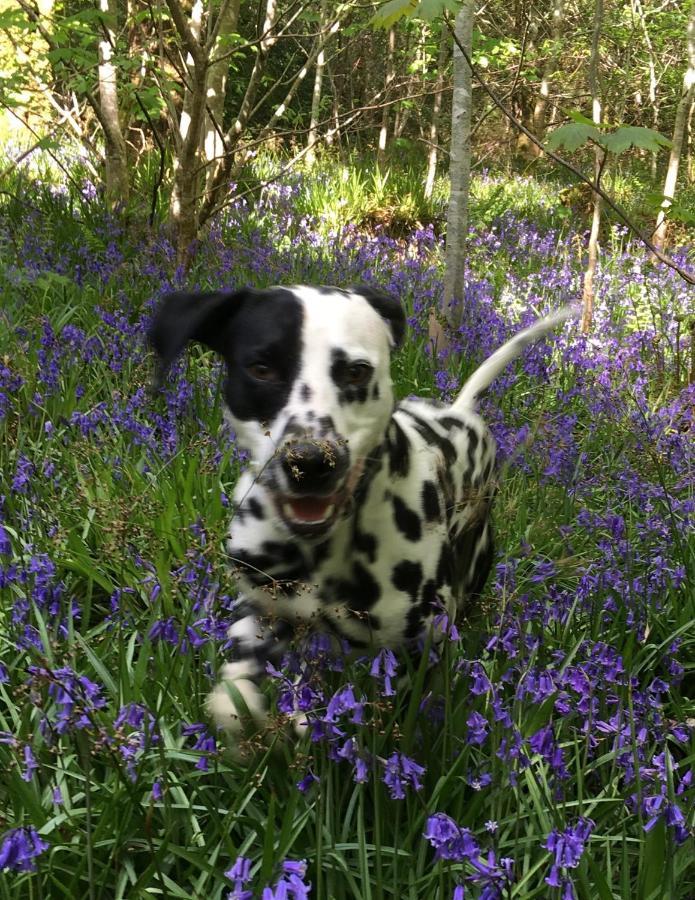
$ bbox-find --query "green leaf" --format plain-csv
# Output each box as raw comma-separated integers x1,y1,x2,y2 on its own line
546,123,601,152
0,7,32,28
567,110,596,127
601,126,671,155
639,819,666,898
417,0,458,21
372,0,418,29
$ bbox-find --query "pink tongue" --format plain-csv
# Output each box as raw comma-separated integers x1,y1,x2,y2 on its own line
289,497,332,522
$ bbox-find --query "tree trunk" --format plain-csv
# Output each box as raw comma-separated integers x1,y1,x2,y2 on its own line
377,28,396,166
204,0,241,190
168,0,207,263
581,0,604,334
632,0,659,178
653,0,695,253
431,0,474,350
197,0,278,233
98,0,129,207
532,0,563,146
424,23,450,200
306,0,328,166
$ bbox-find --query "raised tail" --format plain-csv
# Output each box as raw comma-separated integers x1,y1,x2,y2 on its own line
452,307,576,412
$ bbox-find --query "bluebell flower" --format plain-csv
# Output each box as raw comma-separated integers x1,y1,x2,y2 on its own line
382,752,425,799
369,648,399,696
21,745,38,782
225,853,253,900
0,826,49,872
424,814,479,861
543,817,594,891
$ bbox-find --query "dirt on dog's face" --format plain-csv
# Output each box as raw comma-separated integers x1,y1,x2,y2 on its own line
223,286,400,537
148,284,405,538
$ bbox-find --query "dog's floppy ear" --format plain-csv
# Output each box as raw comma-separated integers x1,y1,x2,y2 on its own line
148,289,252,389
350,285,406,349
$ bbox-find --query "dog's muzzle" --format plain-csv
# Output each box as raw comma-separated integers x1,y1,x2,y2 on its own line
274,438,353,535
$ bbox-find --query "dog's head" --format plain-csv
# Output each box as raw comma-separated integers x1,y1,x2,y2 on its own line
149,285,405,536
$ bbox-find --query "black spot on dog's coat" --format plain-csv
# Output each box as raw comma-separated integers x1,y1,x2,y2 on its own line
355,530,378,563
401,409,457,467
247,497,265,519
335,561,382,611
393,496,422,542
387,419,410,478
421,481,440,522
392,560,423,602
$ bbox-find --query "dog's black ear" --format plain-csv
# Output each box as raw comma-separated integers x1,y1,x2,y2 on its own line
350,285,406,349
148,289,252,389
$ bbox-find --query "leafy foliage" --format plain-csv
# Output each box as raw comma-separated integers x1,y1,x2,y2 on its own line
546,122,672,154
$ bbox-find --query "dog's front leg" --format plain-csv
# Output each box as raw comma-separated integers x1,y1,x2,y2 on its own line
207,606,294,734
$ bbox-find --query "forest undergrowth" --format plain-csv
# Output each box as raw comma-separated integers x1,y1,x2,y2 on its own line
0,162,693,899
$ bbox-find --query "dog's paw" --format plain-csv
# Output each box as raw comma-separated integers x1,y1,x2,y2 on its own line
206,662,268,734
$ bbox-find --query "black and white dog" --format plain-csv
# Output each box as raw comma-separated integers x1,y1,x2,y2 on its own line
149,286,569,732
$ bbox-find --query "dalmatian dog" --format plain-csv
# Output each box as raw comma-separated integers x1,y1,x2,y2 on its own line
148,286,570,733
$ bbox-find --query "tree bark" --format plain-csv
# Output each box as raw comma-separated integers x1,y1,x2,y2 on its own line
653,0,695,253
632,0,659,178
581,0,604,334
306,0,328,166
532,0,563,146
424,22,450,200
204,0,241,189
431,1,473,349
98,0,129,207
167,0,207,262
377,28,396,166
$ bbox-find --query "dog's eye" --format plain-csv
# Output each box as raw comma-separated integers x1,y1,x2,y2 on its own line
346,362,372,387
247,362,279,382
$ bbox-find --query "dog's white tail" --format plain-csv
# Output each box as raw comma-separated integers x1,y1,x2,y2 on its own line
452,307,576,411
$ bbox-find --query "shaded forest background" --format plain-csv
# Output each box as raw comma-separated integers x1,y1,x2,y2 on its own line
0,0,693,270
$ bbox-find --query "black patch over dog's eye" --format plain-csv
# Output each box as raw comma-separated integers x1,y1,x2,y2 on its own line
247,362,280,382
346,362,373,387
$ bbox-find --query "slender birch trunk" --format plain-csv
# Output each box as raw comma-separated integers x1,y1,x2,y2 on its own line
306,0,328,166
632,0,659,178
653,0,695,253
581,0,604,334
377,28,396,166
532,0,563,146
168,0,207,261
204,0,241,190
98,0,129,206
424,23,450,200
434,0,473,346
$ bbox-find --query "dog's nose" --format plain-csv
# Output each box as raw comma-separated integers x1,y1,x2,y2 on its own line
281,440,349,493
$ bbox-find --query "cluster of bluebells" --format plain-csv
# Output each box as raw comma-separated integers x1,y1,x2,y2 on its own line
542,817,595,898
0,827,49,873
225,856,311,899
423,814,515,899
268,643,427,800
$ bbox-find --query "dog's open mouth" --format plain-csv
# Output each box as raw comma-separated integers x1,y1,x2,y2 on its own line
278,492,343,534
274,459,365,536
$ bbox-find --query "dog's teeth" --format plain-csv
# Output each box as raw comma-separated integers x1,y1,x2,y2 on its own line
283,500,335,525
